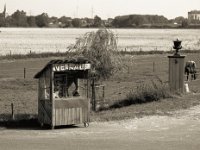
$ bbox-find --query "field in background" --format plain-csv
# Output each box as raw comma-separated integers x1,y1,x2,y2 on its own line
0,53,200,121
0,28,200,55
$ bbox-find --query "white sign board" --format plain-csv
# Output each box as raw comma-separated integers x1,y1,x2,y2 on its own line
53,63,91,72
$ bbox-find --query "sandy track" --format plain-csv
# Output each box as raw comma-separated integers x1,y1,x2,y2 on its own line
0,105,200,150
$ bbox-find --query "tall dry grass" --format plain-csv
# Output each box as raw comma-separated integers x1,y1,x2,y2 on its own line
109,78,172,109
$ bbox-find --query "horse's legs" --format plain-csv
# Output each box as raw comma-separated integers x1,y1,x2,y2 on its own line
186,72,189,81
66,87,69,97
185,69,189,81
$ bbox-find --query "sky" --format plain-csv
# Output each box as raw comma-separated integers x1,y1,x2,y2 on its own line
0,0,199,19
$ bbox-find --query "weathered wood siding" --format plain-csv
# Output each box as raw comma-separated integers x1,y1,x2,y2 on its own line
38,100,52,125
54,98,89,126
55,108,85,126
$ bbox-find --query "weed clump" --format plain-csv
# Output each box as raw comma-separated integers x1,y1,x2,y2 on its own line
110,79,172,109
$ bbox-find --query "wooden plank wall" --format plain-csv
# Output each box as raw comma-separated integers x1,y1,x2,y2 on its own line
55,107,88,126
38,100,52,125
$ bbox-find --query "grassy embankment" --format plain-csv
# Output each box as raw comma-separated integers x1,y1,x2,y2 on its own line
0,51,200,127
0,49,200,60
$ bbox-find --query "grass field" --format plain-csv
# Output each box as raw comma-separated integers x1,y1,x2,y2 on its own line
0,52,200,122
0,28,200,55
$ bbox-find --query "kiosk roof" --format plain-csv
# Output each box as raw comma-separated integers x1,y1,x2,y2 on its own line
34,57,91,78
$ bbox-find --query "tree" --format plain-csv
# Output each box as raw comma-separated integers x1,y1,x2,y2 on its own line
70,28,118,79
174,16,185,24
58,16,72,27
112,16,130,27
112,14,169,28
72,18,82,27
35,13,49,27
0,14,6,27
93,15,103,27
50,16,58,24
130,15,146,26
11,10,28,27
182,19,189,28
27,16,36,27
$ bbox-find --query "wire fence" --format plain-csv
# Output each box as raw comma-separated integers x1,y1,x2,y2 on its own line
0,59,200,118
0,62,199,82
0,67,40,79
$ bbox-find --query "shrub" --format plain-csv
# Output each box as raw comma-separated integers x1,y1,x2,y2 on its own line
110,79,172,109
69,28,118,80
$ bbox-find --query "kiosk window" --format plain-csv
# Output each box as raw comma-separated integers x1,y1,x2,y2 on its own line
54,74,80,98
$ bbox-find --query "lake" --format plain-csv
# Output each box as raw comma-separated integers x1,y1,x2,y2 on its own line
0,28,200,55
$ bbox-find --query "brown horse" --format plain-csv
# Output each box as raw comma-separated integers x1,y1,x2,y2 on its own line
185,61,197,81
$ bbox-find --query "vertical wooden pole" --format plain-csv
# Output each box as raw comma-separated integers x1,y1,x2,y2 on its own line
50,65,55,129
11,103,14,120
102,86,105,99
153,62,155,73
86,71,89,98
23,68,26,86
24,68,26,79
102,85,105,104
92,78,96,111
87,71,90,122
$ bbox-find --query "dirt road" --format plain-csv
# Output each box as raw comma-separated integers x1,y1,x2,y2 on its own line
0,105,200,150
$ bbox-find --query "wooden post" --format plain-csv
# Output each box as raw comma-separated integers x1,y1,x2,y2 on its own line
168,55,185,93
23,68,26,86
50,65,55,129
102,86,105,99
11,103,15,120
24,68,26,79
153,62,155,73
91,78,96,111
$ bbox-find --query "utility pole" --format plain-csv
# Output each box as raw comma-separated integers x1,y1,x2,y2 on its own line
76,0,79,18
91,6,94,18
3,3,6,19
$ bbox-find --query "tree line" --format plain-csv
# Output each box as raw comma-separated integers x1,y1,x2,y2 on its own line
0,9,199,28
0,10,105,28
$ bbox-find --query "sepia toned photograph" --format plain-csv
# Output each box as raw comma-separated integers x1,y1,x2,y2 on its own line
0,0,200,149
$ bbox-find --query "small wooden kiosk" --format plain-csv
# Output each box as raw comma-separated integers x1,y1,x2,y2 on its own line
34,58,91,128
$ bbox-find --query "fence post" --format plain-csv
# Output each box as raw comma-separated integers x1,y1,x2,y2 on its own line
91,78,96,111
11,103,15,120
24,68,26,79
153,62,155,73
102,85,105,103
102,86,105,99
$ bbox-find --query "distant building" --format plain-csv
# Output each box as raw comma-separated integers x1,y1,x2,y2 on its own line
0,4,6,18
104,18,114,27
188,10,200,21
0,4,6,26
